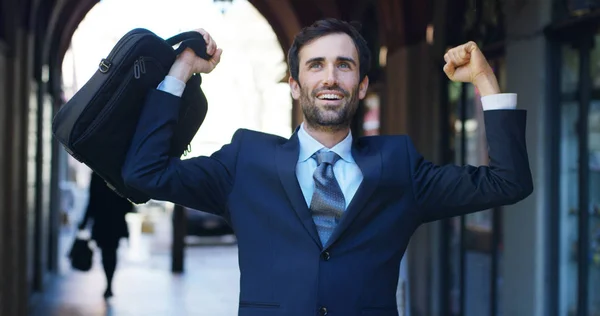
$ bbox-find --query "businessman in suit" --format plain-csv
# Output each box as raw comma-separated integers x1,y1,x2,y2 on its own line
122,18,533,316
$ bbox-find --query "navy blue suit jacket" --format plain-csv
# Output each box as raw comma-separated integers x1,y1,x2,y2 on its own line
122,89,533,316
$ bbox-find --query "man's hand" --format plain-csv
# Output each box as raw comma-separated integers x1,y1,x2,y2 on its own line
443,41,500,96
168,28,223,83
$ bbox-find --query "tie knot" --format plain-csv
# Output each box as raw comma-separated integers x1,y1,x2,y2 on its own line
313,151,341,166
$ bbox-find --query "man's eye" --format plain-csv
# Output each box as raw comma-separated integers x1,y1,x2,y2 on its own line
339,63,350,69
310,63,322,69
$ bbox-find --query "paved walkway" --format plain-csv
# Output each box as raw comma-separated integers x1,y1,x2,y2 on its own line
31,213,241,316
30,193,409,316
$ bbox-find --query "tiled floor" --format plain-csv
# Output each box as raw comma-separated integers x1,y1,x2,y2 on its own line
31,215,241,316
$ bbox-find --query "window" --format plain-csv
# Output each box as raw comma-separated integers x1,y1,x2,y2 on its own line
440,1,507,314
553,29,600,316
445,59,506,316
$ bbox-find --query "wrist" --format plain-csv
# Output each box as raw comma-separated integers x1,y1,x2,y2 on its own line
473,72,500,97
168,60,194,83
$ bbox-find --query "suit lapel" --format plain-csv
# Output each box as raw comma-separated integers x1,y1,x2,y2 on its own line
324,139,382,249
276,132,322,248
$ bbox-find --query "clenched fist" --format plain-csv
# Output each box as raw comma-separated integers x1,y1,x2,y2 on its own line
443,41,500,96
168,28,223,83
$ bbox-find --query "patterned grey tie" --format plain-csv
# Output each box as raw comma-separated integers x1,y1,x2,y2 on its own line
309,150,346,245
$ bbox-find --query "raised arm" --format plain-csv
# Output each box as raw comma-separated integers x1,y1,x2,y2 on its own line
122,88,242,215
409,41,533,223
408,108,533,223
122,28,235,215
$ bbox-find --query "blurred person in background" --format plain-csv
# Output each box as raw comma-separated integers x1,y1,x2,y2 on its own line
79,172,134,299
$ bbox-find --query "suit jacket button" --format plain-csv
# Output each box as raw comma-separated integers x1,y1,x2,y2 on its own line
319,306,328,315
322,251,330,261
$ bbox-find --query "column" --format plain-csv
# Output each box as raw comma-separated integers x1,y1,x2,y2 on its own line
502,1,552,315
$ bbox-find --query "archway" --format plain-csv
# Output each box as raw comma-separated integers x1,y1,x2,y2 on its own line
3,0,437,313
55,1,293,310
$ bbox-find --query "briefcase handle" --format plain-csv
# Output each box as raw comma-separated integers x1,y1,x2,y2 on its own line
167,31,212,61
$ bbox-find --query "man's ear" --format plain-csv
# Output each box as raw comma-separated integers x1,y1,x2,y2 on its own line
358,76,369,100
289,76,301,100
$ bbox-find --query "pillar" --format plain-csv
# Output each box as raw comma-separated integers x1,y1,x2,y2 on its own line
501,1,552,315
380,39,444,316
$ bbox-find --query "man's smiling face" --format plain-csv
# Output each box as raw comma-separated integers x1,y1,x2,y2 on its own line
289,33,369,132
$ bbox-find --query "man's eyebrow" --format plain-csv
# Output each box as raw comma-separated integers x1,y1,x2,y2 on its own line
305,57,324,65
338,56,357,65
304,56,357,65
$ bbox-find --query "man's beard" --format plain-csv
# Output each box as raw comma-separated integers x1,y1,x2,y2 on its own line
300,85,359,132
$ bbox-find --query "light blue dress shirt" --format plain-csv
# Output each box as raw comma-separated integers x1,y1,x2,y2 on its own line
157,75,519,210
296,123,363,209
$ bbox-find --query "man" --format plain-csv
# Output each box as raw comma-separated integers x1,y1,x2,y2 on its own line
122,18,532,316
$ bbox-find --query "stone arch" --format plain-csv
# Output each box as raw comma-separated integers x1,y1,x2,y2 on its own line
248,0,302,53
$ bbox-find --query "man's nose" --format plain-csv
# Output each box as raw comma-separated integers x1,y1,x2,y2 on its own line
322,66,338,86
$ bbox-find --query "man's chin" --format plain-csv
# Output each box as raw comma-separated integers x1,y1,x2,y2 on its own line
317,114,344,125
306,118,349,131
317,106,345,116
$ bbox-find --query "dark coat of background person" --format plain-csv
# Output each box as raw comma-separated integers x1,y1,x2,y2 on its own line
82,172,134,249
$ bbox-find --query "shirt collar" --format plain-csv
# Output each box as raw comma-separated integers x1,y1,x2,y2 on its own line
297,122,354,163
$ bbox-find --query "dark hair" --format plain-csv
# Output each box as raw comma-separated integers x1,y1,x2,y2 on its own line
287,18,371,82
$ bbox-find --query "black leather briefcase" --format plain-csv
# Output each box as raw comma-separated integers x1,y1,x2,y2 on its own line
52,28,210,204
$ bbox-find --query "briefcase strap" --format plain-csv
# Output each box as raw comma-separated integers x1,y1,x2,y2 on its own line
167,31,212,60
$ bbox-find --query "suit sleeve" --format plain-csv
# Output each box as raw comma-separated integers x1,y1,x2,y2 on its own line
122,89,242,216
407,109,534,223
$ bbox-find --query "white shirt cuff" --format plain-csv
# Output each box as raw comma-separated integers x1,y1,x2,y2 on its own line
481,93,517,110
157,75,186,97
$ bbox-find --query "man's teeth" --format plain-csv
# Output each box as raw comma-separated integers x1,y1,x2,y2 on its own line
318,94,342,100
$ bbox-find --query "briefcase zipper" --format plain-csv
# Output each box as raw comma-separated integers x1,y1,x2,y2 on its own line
133,56,164,79
84,33,153,134
76,56,164,144
99,35,143,73
108,29,148,59
133,57,146,79
183,144,192,156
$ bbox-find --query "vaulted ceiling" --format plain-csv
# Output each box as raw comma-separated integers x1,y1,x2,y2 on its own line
248,0,431,53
